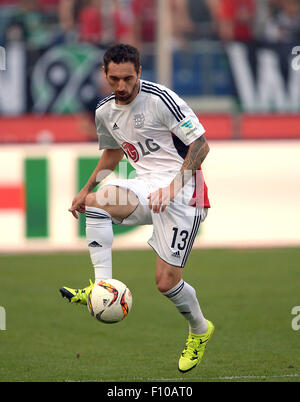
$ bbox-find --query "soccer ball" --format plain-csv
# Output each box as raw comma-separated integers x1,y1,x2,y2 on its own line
87,279,132,324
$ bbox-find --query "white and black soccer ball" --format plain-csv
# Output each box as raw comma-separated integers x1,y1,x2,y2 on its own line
87,279,132,324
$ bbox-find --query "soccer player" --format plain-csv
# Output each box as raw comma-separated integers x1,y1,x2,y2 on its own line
60,44,214,373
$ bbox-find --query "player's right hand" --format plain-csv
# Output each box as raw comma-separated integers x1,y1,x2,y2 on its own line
68,191,88,219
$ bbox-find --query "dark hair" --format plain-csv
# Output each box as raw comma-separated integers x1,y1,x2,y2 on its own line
103,43,141,74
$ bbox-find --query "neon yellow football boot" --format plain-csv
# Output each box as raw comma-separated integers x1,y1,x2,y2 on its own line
59,280,94,305
178,320,214,373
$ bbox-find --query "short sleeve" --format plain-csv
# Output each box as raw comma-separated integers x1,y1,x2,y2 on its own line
95,114,121,150
156,91,206,146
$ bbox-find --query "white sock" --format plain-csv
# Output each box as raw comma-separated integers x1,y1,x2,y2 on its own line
163,280,208,334
85,206,113,282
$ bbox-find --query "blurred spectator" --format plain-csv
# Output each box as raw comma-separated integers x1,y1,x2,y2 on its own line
4,0,56,49
131,0,157,47
57,0,78,39
59,0,136,46
0,1,18,45
113,0,136,45
77,0,102,44
0,0,18,5
172,0,218,42
253,0,272,39
0,0,60,12
216,0,256,42
263,0,300,43
39,0,60,12
131,0,195,49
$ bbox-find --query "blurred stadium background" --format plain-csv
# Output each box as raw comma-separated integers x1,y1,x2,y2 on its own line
1,0,300,383
0,0,299,252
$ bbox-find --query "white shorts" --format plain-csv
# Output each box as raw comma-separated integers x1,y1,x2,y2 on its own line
102,177,208,268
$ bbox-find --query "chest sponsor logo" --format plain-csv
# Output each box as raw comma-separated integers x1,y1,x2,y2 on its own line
121,139,160,162
133,113,145,129
122,142,139,162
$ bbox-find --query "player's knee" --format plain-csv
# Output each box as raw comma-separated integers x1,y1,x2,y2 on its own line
85,186,139,220
156,258,182,294
156,273,179,294
85,190,114,213
85,192,97,207
96,185,137,208
156,281,170,294
85,186,118,209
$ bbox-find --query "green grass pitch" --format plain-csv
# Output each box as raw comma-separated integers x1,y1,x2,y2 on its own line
0,247,299,382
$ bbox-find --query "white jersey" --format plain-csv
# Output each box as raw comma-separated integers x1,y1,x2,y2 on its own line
95,80,206,187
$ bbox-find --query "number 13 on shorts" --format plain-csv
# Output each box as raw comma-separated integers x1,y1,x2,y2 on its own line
148,207,204,268
171,227,189,251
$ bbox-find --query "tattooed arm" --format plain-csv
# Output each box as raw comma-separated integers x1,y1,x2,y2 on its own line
177,135,209,185
148,136,210,213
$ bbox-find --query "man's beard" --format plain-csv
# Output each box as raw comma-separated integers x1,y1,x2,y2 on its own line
115,91,132,102
115,80,139,103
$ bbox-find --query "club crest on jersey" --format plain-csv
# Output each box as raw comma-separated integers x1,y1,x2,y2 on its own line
133,113,145,129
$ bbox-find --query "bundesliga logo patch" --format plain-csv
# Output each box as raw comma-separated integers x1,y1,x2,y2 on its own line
180,118,197,137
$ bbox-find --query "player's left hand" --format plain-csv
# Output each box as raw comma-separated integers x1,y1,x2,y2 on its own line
148,186,175,213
